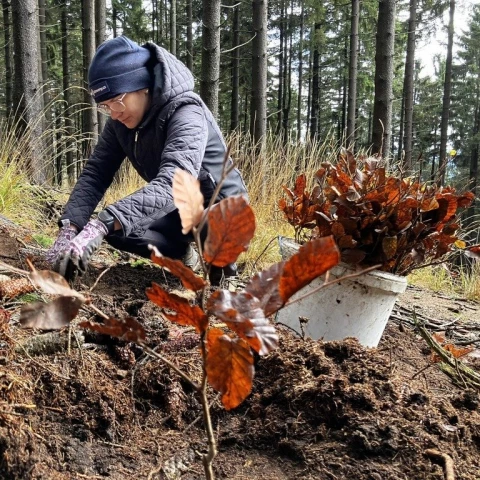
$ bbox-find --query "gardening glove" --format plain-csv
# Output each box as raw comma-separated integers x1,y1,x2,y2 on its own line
56,219,108,280
45,220,78,267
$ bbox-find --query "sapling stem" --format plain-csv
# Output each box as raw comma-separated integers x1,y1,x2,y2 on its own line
88,297,217,479
199,331,217,480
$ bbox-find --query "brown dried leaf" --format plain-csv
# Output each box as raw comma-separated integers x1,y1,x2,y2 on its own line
207,290,278,355
341,249,366,265
279,236,340,303
244,262,285,317
28,270,86,302
293,174,307,197
79,316,146,344
436,195,457,224
464,245,480,259
20,296,84,330
331,222,345,238
206,328,254,410
172,169,205,234
456,191,475,208
281,185,295,200
337,234,356,249
146,282,208,333
204,196,255,267
150,246,206,291
420,197,439,212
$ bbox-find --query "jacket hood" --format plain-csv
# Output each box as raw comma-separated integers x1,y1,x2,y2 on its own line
143,42,195,117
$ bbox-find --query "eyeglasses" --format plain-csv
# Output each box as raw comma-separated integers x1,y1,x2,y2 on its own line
97,92,128,115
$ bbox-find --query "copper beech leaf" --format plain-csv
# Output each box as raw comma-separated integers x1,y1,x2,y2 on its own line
207,290,278,355
204,195,255,267
279,236,340,304
28,269,86,302
20,296,84,330
172,169,205,234
79,316,146,343
206,328,254,410
244,262,285,317
150,246,206,292
146,282,208,333
465,245,480,259
293,174,307,197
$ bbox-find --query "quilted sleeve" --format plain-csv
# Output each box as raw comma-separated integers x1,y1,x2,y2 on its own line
107,103,208,236
60,120,126,230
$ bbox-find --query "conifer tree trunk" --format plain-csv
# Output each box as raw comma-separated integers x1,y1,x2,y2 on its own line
170,0,176,54
186,0,193,70
282,2,293,141
439,0,455,185
96,0,107,134
230,0,240,132
250,0,268,145
276,0,285,135
346,0,359,148
151,0,157,41
402,0,417,171
306,48,312,133
61,3,75,184
95,0,106,46
82,0,97,154
371,0,396,158
310,23,321,140
38,0,48,104
38,0,54,181
296,0,304,141
12,0,46,183
1,0,13,119
112,3,117,37
341,39,347,141
200,0,220,118
397,85,405,161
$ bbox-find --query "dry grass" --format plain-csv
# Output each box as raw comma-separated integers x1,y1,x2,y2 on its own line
5,103,479,301
408,266,457,295
408,262,480,302
229,132,339,274
0,117,44,230
0,88,92,233
101,162,146,207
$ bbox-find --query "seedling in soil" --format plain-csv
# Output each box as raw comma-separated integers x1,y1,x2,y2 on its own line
18,169,341,479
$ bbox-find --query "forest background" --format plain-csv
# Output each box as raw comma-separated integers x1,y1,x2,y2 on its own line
1,0,479,251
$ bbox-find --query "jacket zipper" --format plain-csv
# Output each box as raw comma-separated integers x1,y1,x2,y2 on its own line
134,130,139,159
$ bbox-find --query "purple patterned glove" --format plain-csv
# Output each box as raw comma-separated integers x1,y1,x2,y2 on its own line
56,219,108,280
46,222,78,267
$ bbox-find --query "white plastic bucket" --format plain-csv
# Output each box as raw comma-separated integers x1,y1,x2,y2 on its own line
276,238,408,348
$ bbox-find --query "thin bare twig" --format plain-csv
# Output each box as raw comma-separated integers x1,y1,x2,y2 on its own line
284,264,382,308
89,265,113,293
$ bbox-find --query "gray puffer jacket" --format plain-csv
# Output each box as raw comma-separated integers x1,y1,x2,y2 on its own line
60,42,247,237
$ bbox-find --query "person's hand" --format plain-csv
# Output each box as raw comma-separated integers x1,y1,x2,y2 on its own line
56,219,108,280
46,223,78,267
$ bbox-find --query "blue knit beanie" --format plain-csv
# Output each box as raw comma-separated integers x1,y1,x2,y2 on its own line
88,36,152,103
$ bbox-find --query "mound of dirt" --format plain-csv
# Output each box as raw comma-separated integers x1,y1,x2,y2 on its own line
1,225,479,479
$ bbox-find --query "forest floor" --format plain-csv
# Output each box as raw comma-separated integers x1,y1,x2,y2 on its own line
1,220,480,480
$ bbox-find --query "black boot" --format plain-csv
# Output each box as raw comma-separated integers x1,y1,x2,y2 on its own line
209,263,238,286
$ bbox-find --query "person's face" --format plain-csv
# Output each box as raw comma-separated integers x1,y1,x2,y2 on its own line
98,89,151,129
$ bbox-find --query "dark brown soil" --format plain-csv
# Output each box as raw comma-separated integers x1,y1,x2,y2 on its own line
1,224,480,480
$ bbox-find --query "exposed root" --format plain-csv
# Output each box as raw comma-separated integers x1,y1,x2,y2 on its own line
425,449,455,480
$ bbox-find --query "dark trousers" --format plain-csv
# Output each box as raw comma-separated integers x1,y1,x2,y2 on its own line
105,209,193,259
